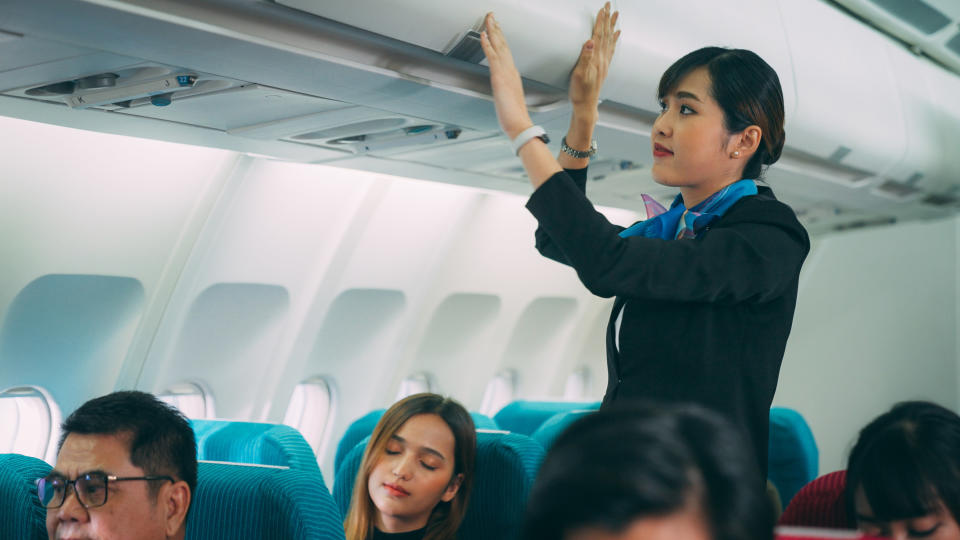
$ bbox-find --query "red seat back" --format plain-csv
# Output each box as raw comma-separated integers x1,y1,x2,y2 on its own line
778,470,850,529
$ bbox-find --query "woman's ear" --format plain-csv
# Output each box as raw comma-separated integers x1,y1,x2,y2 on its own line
440,473,464,502
734,125,762,157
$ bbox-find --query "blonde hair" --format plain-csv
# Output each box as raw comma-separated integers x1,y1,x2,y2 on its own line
344,393,476,540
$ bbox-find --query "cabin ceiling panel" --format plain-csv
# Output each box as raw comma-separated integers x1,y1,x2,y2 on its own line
0,52,145,96
0,32,97,73
116,84,349,132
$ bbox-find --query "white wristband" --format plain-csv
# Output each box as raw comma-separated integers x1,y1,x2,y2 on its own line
511,125,549,155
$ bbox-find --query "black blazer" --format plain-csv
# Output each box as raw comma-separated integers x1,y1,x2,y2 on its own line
526,167,810,478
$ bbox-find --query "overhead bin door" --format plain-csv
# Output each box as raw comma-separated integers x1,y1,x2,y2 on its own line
276,0,796,120
777,0,906,178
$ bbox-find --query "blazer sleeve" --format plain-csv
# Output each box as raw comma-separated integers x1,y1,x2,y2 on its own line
532,167,625,266
526,171,807,303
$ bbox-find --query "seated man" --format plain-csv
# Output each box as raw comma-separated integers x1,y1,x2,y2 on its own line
39,390,196,539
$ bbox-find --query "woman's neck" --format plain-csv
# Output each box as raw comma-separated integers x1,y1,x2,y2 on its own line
680,178,741,208
376,513,428,534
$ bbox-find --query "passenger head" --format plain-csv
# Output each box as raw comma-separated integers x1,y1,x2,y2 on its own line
344,393,477,540
523,403,772,540
652,47,785,192
43,390,196,540
845,401,960,540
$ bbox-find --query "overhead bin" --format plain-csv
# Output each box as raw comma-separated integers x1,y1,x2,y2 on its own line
776,0,906,179
277,0,797,121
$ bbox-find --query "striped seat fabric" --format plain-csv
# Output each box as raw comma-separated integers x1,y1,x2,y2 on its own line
493,400,600,436
191,420,319,471
778,470,849,529
187,460,344,540
530,409,595,450
333,430,544,540
0,453,51,540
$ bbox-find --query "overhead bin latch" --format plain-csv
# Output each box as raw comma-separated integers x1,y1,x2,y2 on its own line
445,19,487,64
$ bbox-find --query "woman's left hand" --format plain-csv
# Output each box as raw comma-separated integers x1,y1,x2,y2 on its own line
480,13,534,140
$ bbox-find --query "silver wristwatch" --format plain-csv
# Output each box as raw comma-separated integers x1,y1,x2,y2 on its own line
560,136,598,158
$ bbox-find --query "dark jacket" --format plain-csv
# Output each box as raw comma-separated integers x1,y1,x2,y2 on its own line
526,167,809,478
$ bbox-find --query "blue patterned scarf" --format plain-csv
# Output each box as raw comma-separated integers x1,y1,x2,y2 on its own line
619,179,758,240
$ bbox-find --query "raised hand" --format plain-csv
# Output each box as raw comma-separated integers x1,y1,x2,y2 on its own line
569,2,621,114
480,12,534,139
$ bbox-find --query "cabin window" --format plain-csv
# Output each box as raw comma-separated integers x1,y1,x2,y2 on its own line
479,369,517,416
0,385,62,463
396,372,436,399
157,381,215,419
563,366,592,400
283,376,336,458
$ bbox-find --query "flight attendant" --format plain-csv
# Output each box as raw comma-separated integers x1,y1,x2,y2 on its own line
480,3,809,480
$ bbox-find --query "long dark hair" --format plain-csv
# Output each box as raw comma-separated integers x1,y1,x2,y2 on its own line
521,403,773,540
845,401,960,525
344,393,476,540
658,46,785,180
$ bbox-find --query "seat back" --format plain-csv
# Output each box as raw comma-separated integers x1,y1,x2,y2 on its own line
531,409,595,450
333,410,385,477
768,407,819,506
187,460,344,540
0,453,51,540
778,470,849,529
191,420,318,471
333,410,497,476
493,400,600,436
333,430,544,540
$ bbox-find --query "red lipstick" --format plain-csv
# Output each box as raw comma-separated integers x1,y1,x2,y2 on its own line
384,483,410,497
653,143,673,158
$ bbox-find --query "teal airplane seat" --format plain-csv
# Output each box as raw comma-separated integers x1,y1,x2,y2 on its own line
333,409,497,476
333,430,544,540
187,460,343,540
767,407,819,506
530,409,596,450
0,453,51,540
493,400,601,436
190,419,318,472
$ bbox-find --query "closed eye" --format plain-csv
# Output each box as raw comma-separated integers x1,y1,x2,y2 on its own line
420,462,437,471
910,524,941,537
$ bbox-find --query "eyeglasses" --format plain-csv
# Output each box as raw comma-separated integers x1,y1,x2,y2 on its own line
37,471,174,509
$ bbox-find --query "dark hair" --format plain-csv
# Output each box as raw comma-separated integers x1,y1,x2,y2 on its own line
345,393,477,540
845,401,960,525
658,46,785,180
522,403,772,540
59,391,197,505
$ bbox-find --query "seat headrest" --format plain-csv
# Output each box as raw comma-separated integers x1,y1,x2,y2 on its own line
493,400,600,436
768,407,819,506
530,409,595,450
0,453,51,540
191,419,318,472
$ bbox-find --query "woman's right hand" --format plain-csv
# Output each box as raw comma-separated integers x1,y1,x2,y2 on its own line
568,2,621,115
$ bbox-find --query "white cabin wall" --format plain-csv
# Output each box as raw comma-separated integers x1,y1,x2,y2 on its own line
773,217,959,474
0,116,236,415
